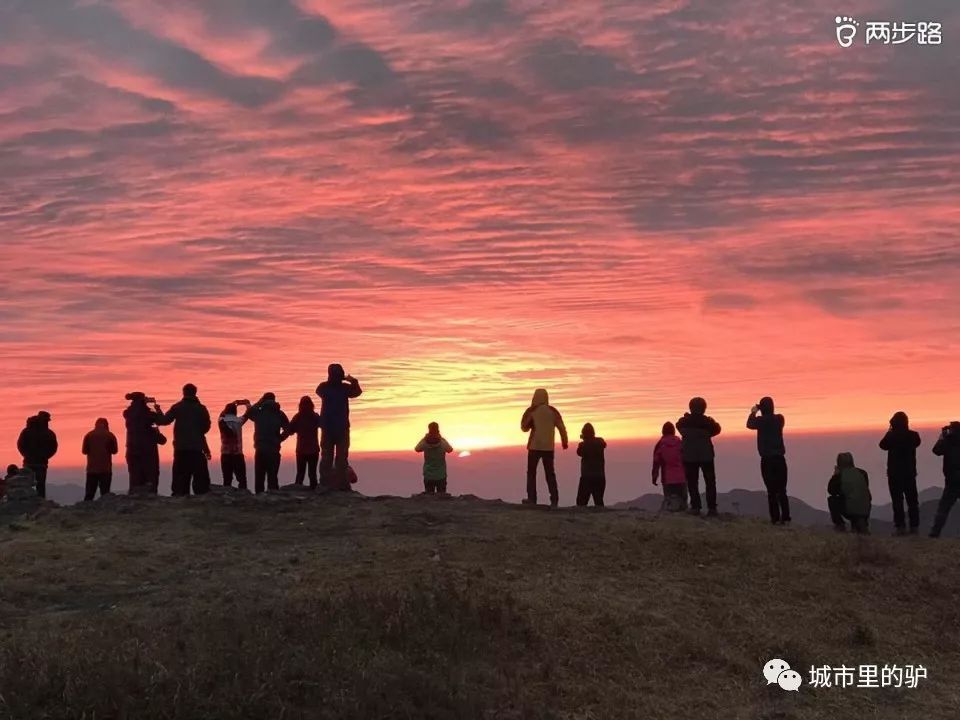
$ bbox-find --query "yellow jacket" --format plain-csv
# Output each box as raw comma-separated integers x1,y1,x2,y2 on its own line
521,389,568,451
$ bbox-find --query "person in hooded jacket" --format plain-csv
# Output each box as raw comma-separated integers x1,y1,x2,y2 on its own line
746,397,790,525
415,422,454,494
652,422,688,512
157,384,212,497
677,397,721,516
929,421,960,539
16,411,58,499
82,418,118,501
246,393,290,493
316,364,362,489
219,400,251,490
576,423,607,507
520,388,568,507
828,452,871,534
123,393,164,495
283,396,323,489
879,411,922,535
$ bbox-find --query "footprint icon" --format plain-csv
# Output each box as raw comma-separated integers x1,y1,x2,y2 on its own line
835,16,859,48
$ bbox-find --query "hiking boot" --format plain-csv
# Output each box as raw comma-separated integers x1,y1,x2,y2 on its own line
521,498,537,506
706,509,719,518
549,499,559,508
781,519,791,526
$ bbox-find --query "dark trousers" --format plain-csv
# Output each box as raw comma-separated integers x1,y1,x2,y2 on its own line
320,428,350,488
172,450,210,497
127,450,159,494
930,476,960,537
576,475,605,507
663,483,688,511
296,453,319,488
221,454,247,490
84,472,111,501
761,455,791,523
888,473,919,530
254,449,281,494
684,461,716,512
424,477,448,494
526,450,558,504
828,495,870,533
24,463,48,499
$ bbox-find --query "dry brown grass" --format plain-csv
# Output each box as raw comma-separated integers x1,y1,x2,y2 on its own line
1,491,959,719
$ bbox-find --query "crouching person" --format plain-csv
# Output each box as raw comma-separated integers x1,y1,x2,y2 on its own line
828,452,871,534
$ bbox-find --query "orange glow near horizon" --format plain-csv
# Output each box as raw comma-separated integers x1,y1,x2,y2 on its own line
2,0,960,468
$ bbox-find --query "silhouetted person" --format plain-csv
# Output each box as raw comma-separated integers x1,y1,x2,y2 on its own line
16,411,58,499
828,452,871,534
746,397,790,525
219,400,250,490
246,393,290,493
929,422,960,539
879,411,922,535
124,393,164,495
284,396,323,489
316,364,362,490
157,384,212,497
82,418,118,501
652,422,688,512
415,422,454,495
677,397,721,517
521,388,568,507
0,464,16,500
576,423,606,507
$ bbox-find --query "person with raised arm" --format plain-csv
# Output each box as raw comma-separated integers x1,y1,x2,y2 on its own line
316,364,362,490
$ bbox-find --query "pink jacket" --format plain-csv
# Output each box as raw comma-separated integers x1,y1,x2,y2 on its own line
652,435,686,485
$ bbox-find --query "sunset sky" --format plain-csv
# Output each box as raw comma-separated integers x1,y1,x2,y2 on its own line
2,0,959,467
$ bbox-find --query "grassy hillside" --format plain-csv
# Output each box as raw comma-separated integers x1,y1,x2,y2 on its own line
1,490,958,719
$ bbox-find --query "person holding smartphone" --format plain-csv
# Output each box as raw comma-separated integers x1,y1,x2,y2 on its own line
746,397,790,525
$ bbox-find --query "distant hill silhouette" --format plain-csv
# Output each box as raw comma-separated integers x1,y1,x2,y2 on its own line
612,486,958,536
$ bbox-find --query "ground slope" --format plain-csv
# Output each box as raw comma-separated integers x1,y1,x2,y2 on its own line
0,491,957,720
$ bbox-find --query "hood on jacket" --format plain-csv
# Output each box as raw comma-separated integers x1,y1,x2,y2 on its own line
328,364,345,383
5,464,19,479
581,423,596,440
662,421,676,436
531,388,549,407
94,418,110,431
298,396,315,413
425,421,442,443
688,397,707,415
758,397,775,415
836,452,855,470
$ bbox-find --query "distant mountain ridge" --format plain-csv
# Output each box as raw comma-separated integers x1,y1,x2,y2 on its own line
613,487,954,536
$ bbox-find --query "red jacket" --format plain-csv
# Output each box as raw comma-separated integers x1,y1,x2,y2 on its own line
652,435,685,485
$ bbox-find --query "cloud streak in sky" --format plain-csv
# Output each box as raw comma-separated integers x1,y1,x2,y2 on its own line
1,0,959,462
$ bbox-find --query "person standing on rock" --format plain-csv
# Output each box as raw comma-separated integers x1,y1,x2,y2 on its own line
746,397,790,525
521,388,568,507
284,396,323,489
576,422,607,507
123,393,165,495
929,422,960,539
652,421,688,512
82,418,118,501
677,397,721,517
246,393,290,494
156,384,212,497
316,364,362,490
879,411,922,535
16,411,58,499
219,401,251,490
415,422,454,495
